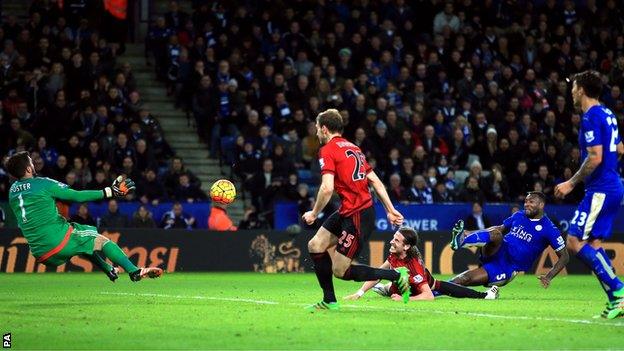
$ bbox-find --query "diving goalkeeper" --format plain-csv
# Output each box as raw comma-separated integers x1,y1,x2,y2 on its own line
6,151,162,281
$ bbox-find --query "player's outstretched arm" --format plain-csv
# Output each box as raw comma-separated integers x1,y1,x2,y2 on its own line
617,142,624,159
48,176,135,203
344,260,390,300
302,173,334,225
538,248,569,289
555,145,602,198
366,171,403,226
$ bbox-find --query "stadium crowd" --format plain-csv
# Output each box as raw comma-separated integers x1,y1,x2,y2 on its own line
3,0,624,229
0,1,218,228
145,0,624,221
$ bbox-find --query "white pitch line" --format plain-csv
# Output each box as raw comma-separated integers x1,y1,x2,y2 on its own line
100,291,278,305
338,304,624,328
101,292,624,328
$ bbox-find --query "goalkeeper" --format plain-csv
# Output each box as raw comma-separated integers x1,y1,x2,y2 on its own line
6,151,162,282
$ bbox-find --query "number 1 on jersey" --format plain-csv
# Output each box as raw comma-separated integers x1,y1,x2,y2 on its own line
18,193,27,223
346,150,366,181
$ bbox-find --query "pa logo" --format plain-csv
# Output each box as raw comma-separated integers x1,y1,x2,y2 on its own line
3,333,11,348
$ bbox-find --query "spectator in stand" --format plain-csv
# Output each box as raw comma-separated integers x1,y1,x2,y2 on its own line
70,203,96,226
239,205,269,230
535,165,556,200
160,202,196,229
245,158,283,221
458,176,486,204
234,141,262,181
407,175,433,204
464,202,491,231
483,164,509,202
86,169,109,191
131,205,157,228
208,202,237,231
70,157,91,188
163,157,201,197
173,173,207,203
433,182,455,203
388,173,408,204
137,169,166,205
99,199,129,228
120,157,141,184
508,160,534,202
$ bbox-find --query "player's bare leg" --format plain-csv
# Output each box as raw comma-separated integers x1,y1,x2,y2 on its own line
93,234,163,282
451,267,490,287
567,235,624,318
307,227,339,310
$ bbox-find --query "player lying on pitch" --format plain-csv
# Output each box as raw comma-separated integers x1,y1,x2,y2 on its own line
6,151,162,281
345,227,499,301
449,191,568,288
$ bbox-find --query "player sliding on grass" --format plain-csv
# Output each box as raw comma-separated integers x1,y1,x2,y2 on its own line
449,192,569,290
5,151,163,282
345,227,499,301
304,109,410,310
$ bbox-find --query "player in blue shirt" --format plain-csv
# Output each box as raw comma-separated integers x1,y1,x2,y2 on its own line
555,70,624,319
449,192,569,289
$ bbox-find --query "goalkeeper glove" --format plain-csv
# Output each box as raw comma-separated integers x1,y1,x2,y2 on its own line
103,175,136,198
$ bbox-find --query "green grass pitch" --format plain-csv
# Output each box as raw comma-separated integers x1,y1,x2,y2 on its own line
0,273,622,350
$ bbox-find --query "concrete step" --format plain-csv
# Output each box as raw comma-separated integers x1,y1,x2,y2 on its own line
168,139,204,146
134,72,160,80
147,100,176,108
157,114,188,121
124,44,144,56
178,155,210,162
122,39,240,217
181,162,219,168
160,119,193,126
160,126,195,133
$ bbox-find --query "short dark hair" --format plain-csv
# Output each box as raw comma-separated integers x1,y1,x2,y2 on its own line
316,109,344,133
5,151,31,179
570,70,602,99
398,227,421,259
526,191,546,203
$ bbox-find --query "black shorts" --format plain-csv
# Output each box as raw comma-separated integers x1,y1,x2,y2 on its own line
322,206,375,259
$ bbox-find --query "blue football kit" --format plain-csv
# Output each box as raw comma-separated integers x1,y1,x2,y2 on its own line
481,211,565,285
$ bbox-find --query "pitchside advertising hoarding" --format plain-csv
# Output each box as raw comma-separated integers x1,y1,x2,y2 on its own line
275,202,624,232
0,229,622,275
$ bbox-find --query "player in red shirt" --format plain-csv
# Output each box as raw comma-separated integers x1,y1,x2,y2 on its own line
303,109,411,310
345,227,499,301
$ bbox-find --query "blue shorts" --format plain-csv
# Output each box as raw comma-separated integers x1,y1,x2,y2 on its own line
480,244,519,287
568,190,623,241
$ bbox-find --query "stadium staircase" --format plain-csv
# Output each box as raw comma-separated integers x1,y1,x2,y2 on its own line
1,0,246,223
120,44,246,222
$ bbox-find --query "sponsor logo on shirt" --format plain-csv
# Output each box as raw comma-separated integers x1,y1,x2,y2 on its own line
413,274,423,284
584,131,595,143
509,225,533,242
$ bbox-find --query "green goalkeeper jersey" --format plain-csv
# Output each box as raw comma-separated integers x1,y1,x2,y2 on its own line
8,177,105,257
